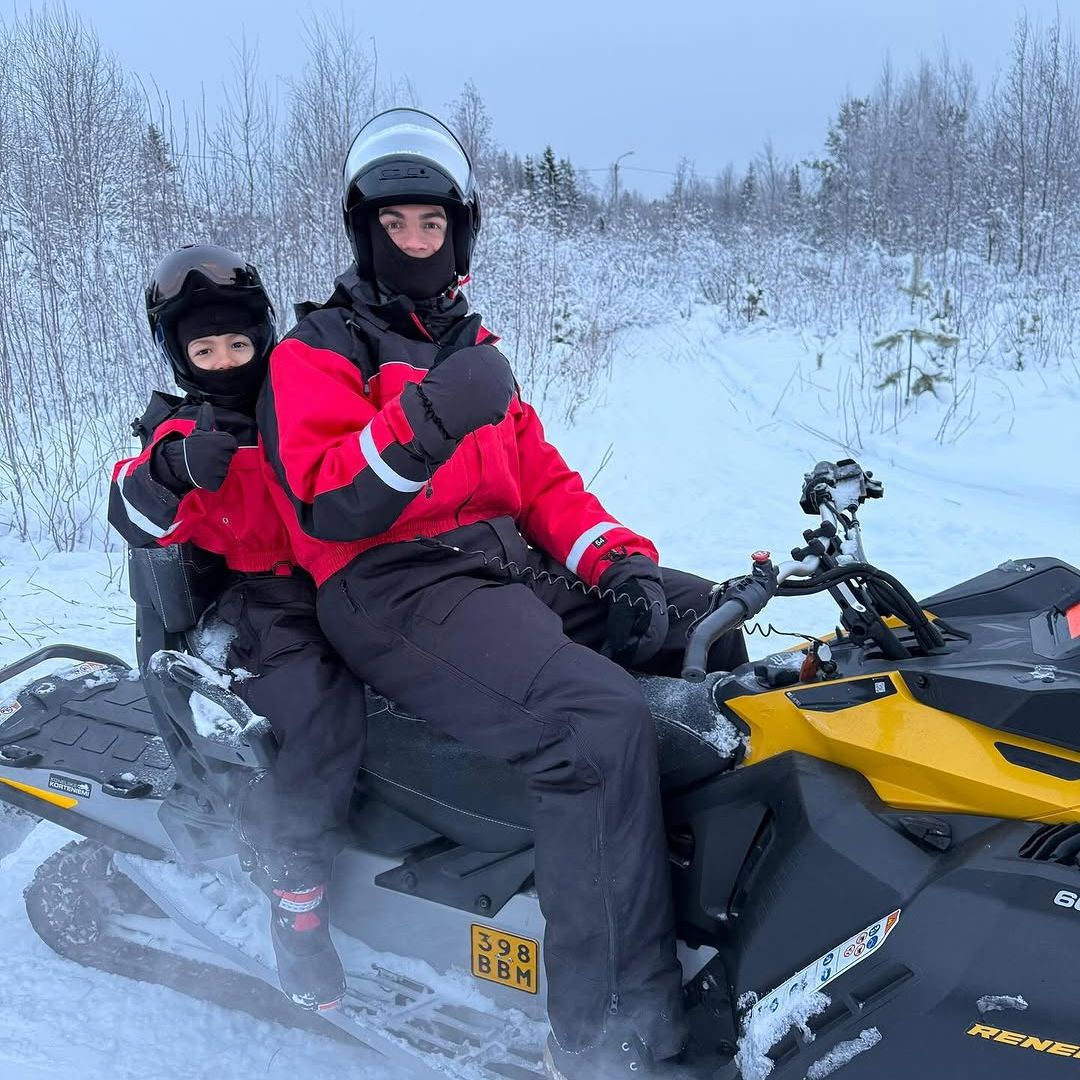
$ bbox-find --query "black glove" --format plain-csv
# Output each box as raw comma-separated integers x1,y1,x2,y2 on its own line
597,554,670,667
152,402,239,494
399,344,516,465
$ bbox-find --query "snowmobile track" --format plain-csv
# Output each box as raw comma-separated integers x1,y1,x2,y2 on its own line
27,842,548,1079
23,839,359,1044
114,851,550,1079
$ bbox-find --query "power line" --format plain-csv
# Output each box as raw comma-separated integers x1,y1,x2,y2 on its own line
623,165,682,177
578,164,687,178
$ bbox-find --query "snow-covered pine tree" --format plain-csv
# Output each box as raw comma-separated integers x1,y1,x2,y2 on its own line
872,255,960,405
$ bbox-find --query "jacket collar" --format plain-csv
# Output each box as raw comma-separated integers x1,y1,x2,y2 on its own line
297,265,477,346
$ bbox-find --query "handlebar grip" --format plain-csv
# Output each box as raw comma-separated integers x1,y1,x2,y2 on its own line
681,600,748,682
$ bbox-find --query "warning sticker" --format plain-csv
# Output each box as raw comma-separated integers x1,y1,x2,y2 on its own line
60,661,107,681
0,699,21,722
749,909,901,1022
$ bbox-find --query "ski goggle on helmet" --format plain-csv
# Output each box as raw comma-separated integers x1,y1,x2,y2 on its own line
341,108,481,282
145,244,277,400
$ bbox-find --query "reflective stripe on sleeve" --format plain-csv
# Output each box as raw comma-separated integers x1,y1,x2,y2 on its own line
565,521,620,576
358,424,425,494
117,460,182,540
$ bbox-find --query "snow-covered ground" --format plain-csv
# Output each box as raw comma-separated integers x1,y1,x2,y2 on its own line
0,310,1077,1078
0,818,396,1080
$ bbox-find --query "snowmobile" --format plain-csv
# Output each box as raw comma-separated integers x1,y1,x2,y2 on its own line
2,457,1080,1080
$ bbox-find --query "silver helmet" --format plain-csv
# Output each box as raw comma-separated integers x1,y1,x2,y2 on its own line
341,108,481,281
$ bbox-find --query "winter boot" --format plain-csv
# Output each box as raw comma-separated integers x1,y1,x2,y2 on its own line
544,1030,693,1080
268,881,346,1011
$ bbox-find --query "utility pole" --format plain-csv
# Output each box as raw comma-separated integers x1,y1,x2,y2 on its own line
611,149,635,223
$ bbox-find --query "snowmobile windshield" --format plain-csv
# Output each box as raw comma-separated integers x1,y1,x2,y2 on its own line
342,108,473,209
147,246,265,311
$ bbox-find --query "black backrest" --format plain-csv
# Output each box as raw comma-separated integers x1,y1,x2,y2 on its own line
128,544,226,674
126,544,250,861
128,544,227,634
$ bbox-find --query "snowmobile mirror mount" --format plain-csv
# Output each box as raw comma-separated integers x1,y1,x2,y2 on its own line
800,458,883,516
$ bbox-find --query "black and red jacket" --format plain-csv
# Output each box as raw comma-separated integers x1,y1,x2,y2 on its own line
258,271,658,587
109,392,293,572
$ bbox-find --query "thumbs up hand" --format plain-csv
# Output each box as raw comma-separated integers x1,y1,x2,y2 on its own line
154,402,239,493
194,401,217,432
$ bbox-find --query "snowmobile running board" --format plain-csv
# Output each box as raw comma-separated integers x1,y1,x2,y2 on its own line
114,853,549,1080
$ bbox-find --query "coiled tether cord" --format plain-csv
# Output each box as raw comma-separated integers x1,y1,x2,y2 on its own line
413,536,818,646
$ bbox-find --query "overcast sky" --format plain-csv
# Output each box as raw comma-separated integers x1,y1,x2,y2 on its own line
11,0,1074,197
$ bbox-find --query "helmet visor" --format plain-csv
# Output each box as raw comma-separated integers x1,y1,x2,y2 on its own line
343,108,472,204
147,245,263,310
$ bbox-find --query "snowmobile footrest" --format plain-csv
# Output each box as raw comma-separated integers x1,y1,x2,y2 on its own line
375,841,535,917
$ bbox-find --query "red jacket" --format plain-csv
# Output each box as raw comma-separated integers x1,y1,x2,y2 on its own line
258,274,657,587
109,393,293,573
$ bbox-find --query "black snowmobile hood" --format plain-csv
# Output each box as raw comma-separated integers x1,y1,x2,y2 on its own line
294,265,479,347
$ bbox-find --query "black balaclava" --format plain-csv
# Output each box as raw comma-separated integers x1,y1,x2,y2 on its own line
174,301,266,407
368,210,457,301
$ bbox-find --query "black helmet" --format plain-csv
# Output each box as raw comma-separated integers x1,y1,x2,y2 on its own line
341,108,481,283
145,244,277,408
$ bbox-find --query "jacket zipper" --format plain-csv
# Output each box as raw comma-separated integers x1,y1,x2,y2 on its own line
594,770,619,1020
410,312,437,343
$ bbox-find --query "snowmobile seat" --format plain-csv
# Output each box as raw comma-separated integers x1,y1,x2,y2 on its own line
360,675,740,854
124,546,742,858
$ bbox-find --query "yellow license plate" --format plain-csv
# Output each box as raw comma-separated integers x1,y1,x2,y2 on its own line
470,924,539,994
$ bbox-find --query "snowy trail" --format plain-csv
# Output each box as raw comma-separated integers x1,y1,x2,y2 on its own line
0,310,1077,1078
553,315,1076,633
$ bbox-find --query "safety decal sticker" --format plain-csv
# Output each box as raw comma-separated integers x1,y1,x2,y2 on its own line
748,909,901,1022
60,661,107,680
0,699,22,722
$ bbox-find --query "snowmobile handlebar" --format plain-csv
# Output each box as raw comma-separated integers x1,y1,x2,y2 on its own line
681,458,942,680
681,551,822,682
681,459,884,682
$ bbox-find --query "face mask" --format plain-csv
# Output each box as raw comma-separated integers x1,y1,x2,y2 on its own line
190,358,267,405
369,214,457,301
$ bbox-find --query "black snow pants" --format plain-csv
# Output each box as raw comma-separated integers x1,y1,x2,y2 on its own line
316,517,746,1056
210,571,368,885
